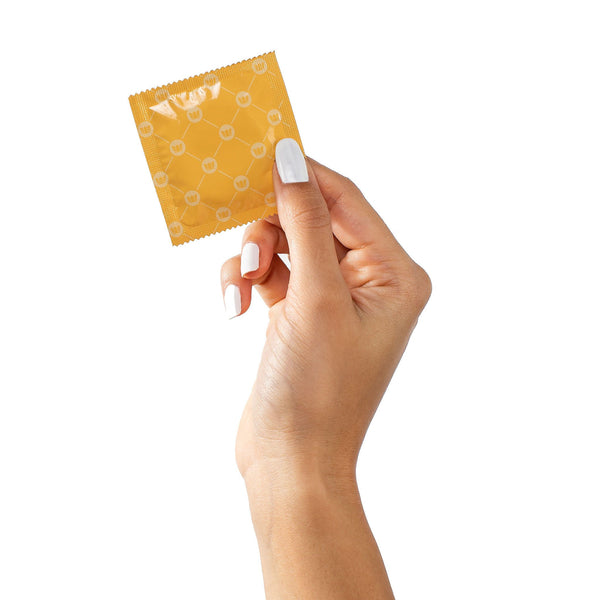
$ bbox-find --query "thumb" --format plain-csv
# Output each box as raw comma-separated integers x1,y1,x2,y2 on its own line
273,138,342,292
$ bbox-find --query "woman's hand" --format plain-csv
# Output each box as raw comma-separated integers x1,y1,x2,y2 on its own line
220,138,431,599
221,139,431,481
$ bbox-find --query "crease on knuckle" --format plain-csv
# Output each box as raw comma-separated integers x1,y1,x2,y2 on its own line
327,176,361,211
289,202,331,231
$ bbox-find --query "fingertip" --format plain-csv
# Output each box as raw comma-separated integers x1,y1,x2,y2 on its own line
221,255,252,319
240,241,260,278
274,138,309,184
240,218,289,279
223,283,242,319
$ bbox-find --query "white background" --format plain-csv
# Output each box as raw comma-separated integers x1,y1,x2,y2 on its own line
1,1,599,598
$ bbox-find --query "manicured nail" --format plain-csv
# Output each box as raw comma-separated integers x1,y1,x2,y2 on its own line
241,242,260,277
275,138,308,183
224,284,241,319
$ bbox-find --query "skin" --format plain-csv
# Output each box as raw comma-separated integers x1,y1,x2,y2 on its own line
220,155,431,599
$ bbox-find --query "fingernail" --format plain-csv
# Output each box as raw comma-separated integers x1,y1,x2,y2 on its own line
241,242,260,277
224,284,241,319
275,138,309,183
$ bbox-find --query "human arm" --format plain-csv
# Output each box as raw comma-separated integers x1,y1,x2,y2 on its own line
220,140,431,598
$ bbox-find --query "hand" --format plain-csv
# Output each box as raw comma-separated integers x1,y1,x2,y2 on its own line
221,140,431,482
220,139,431,599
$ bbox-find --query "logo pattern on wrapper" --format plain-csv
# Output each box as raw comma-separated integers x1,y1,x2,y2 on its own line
236,91,252,108
219,125,235,141
203,73,219,88
185,191,200,206
130,51,304,244
168,222,183,238
267,109,282,126
170,140,185,156
154,87,170,103
153,171,168,188
138,121,153,137
216,207,232,222
202,158,218,174
233,176,250,192
251,143,266,159
252,58,268,75
187,107,203,123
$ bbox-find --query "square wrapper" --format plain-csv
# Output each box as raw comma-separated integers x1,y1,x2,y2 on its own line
129,51,304,245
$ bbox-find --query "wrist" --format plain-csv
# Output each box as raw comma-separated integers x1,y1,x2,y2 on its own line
236,409,359,489
242,454,361,537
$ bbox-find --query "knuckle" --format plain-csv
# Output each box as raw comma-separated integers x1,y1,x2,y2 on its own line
242,218,269,244
328,176,362,209
401,263,432,309
289,202,331,231
381,251,432,314
341,176,369,204
220,255,240,281
340,174,359,193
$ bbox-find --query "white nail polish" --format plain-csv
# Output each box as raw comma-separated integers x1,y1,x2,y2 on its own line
224,284,241,319
241,242,260,276
275,138,309,183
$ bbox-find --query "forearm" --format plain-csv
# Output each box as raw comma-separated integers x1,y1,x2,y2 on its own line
244,459,395,600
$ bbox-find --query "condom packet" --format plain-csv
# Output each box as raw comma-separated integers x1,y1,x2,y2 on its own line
129,51,304,245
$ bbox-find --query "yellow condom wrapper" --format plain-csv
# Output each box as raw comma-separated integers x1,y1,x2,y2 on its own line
129,51,304,245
